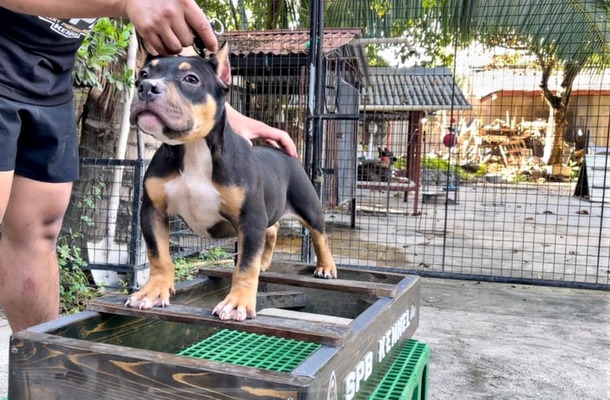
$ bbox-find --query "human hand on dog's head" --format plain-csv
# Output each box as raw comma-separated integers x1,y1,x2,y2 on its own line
126,0,218,56
179,46,199,57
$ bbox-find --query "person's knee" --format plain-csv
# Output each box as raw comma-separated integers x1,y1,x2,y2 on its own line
2,208,66,249
2,180,71,246
40,213,66,243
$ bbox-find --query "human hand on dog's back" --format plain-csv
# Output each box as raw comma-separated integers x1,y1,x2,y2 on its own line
0,0,218,56
226,104,299,158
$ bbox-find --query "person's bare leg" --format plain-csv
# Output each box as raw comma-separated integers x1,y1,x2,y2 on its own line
0,174,72,332
0,171,13,222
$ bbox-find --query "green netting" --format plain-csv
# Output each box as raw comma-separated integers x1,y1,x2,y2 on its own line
177,329,321,373
364,339,430,400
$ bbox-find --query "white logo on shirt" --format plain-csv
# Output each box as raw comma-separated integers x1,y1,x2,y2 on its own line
38,17,97,39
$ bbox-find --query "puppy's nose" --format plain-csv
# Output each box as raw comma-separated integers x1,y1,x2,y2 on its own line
138,79,166,101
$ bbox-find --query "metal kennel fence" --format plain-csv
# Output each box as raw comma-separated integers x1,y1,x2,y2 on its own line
226,1,610,290
61,0,610,291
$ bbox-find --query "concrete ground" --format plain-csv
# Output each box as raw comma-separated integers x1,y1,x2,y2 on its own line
0,277,607,399
415,278,610,400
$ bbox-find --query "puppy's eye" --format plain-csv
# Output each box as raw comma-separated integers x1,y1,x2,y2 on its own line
184,74,199,84
139,70,149,79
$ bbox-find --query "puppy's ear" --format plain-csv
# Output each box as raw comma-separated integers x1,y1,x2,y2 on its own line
214,41,231,86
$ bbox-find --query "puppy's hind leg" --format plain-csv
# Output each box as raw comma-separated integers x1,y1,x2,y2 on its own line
293,206,336,279
287,171,336,278
261,222,280,273
306,220,337,279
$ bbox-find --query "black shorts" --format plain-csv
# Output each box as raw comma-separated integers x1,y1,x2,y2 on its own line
0,96,79,183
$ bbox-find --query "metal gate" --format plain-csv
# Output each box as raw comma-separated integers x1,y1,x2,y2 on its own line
277,0,610,290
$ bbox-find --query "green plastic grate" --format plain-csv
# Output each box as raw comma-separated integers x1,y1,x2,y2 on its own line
363,339,430,400
177,329,321,373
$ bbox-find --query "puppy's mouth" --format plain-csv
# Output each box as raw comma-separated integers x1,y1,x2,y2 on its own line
130,104,192,136
133,110,168,134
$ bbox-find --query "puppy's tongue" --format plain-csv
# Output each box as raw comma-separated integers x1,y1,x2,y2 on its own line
137,112,164,133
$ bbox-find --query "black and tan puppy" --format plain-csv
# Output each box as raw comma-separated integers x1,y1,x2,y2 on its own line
126,44,337,321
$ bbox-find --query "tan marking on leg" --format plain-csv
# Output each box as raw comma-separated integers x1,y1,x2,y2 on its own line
261,222,280,272
146,216,175,287
299,219,337,279
126,176,177,309
127,216,176,309
213,232,263,320
310,230,337,279
145,174,177,289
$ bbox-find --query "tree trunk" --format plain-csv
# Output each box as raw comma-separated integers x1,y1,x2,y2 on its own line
539,59,579,166
547,105,567,166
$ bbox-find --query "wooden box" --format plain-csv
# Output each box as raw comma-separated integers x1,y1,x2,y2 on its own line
9,262,420,400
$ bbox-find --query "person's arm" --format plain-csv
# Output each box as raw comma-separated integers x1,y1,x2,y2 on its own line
0,0,217,55
226,103,298,158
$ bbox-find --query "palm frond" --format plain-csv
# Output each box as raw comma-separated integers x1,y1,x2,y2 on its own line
325,0,423,37
438,0,610,64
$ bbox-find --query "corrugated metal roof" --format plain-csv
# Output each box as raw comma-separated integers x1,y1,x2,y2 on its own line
472,69,610,99
362,67,471,111
221,28,362,56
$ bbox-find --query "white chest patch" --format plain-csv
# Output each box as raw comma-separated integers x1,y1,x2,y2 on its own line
164,142,226,237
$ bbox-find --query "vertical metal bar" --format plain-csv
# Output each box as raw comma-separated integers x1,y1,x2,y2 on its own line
128,132,146,291
128,159,143,291
304,0,318,182
595,125,610,284
302,0,325,263
440,0,464,272
312,0,325,199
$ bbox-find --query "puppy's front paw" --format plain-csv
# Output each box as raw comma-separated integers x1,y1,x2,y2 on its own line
212,288,257,321
314,264,337,279
124,278,175,309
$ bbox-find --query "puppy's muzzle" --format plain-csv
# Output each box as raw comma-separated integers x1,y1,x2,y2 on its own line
137,79,167,102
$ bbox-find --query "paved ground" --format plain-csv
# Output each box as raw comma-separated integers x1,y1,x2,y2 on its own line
0,277,607,399
416,278,610,400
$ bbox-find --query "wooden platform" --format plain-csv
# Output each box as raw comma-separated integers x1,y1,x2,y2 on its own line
9,262,420,400
357,179,417,215
357,180,415,192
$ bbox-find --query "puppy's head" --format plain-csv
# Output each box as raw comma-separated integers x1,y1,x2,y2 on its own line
130,43,231,145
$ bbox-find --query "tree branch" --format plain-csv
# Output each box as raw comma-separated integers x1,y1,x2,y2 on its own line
538,56,561,109
560,63,581,110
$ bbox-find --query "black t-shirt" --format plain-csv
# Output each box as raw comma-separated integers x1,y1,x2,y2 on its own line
0,8,96,105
